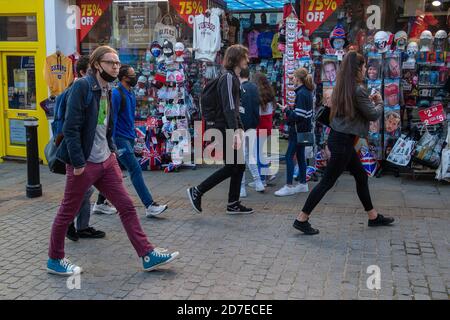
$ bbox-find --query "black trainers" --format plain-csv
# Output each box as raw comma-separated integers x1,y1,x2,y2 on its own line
368,214,395,227
77,227,106,239
66,222,79,242
187,187,202,214
293,219,320,235
226,201,254,215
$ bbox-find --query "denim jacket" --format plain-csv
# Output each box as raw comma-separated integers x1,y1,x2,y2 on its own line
56,73,116,168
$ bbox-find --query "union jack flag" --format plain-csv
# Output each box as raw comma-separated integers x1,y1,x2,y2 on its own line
359,146,379,177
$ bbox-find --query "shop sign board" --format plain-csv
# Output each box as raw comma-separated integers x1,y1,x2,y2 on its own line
419,104,446,125
169,0,207,27
78,0,113,42
300,0,344,35
127,8,150,44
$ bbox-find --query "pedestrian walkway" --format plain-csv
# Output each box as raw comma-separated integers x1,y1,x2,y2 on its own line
0,162,448,300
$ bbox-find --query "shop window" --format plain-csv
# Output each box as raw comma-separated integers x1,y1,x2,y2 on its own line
6,56,37,110
0,16,38,41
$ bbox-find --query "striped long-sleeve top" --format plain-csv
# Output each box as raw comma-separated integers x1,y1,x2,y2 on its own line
285,85,313,138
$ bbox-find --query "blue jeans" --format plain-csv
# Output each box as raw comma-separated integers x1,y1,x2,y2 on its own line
115,136,154,208
286,137,306,184
75,187,94,230
257,135,270,181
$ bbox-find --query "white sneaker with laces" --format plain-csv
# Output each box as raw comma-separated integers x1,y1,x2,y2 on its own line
274,185,297,197
93,202,117,215
249,181,267,188
294,183,309,193
146,202,168,217
254,181,265,192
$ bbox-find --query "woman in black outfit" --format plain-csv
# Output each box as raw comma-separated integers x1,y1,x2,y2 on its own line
294,51,395,235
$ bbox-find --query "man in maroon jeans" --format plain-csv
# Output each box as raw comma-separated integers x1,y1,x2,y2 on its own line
47,46,179,276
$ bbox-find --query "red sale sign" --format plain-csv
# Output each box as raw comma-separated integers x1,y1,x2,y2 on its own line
170,0,207,28
300,0,344,35
294,38,312,59
77,0,112,42
419,104,446,125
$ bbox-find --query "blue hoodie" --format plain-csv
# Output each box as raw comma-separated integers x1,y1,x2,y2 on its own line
111,82,136,140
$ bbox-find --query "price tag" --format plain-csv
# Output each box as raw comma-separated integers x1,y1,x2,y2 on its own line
419,104,446,125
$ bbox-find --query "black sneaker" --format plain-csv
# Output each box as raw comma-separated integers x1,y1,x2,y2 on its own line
226,201,254,215
293,219,320,235
66,222,79,242
187,187,202,214
368,214,395,227
77,227,106,239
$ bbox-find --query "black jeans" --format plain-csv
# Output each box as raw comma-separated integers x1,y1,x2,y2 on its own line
302,130,374,214
197,129,245,204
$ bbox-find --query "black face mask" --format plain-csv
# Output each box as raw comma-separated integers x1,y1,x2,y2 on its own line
126,76,138,87
98,66,117,83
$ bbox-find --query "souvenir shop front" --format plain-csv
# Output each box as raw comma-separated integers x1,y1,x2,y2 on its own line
43,0,229,172
224,0,450,181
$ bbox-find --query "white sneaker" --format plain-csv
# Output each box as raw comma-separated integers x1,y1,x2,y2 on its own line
145,202,168,218
294,183,309,193
240,187,247,198
274,185,297,197
254,181,265,192
248,181,267,189
93,202,117,215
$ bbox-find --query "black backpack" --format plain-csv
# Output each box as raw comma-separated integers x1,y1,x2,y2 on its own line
200,74,224,128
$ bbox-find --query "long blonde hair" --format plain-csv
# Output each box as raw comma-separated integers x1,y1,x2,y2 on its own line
294,68,314,91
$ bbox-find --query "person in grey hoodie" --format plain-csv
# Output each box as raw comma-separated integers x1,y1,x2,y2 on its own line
294,51,395,235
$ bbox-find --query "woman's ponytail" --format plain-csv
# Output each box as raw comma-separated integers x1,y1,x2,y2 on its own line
294,68,315,91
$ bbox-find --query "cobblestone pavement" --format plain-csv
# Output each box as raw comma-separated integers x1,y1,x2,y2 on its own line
0,161,449,300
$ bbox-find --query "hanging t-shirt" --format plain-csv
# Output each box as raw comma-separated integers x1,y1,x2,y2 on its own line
154,22,177,45
247,30,260,59
257,31,274,59
88,89,111,163
193,13,222,62
271,33,282,59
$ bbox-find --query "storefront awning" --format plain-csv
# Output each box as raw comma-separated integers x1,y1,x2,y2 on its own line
225,0,285,11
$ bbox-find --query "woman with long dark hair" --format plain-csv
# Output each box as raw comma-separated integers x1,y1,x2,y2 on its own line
293,51,395,235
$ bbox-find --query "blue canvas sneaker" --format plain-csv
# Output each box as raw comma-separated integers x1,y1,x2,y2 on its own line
142,249,179,272
47,258,83,276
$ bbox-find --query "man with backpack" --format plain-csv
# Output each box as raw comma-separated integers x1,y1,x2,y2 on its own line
47,46,179,276
52,55,107,241
187,44,254,215
112,65,168,217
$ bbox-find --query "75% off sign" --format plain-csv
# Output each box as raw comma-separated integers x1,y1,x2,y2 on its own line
171,0,206,27
302,0,343,34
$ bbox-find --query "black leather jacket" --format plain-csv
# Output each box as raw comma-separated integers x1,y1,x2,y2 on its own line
56,73,116,168
330,85,383,138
